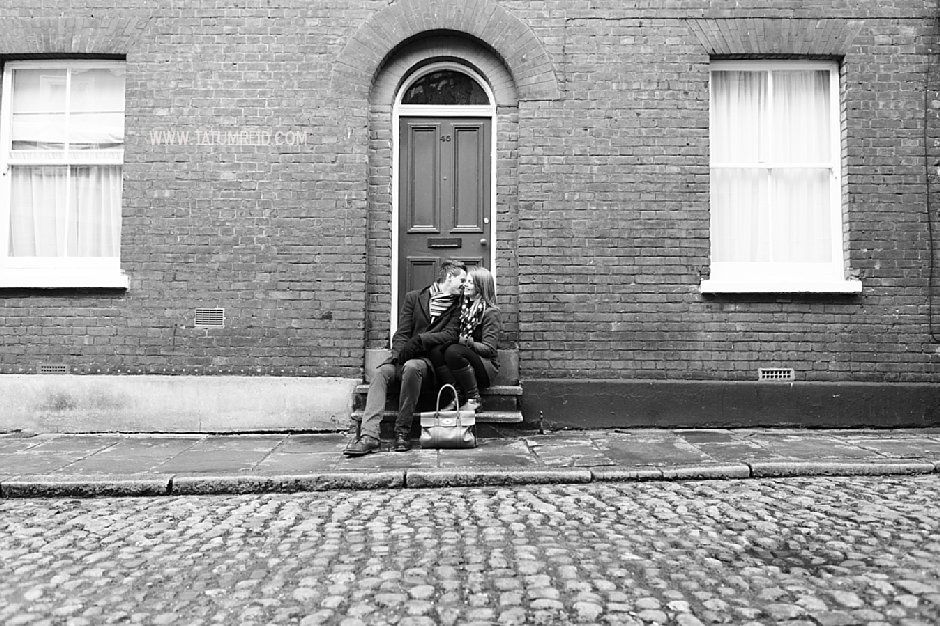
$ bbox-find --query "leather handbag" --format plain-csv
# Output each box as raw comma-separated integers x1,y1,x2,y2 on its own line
419,384,477,449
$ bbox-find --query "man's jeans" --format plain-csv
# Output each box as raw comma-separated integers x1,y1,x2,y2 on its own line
359,359,431,439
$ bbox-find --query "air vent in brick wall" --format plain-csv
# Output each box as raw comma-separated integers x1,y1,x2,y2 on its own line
194,308,225,328
758,367,795,382
38,363,69,374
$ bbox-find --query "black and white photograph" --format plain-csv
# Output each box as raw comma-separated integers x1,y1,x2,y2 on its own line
1,0,939,623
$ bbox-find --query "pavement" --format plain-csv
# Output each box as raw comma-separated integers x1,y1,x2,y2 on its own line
2,427,940,498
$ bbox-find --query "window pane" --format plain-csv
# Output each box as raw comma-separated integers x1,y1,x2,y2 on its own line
11,69,66,113
711,167,771,262
11,113,67,150
8,165,121,257
11,68,68,150
69,112,125,150
710,71,767,163
70,67,125,112
401,70,489,105
9,166,68,256
69,165,122,256
771,70,830,163
771,168,831,262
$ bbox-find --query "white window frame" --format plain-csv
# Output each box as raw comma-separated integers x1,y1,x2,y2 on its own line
701,60,861,294
0,59,128,288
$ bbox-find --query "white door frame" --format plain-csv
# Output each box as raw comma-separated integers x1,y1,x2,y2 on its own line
390,62,497,341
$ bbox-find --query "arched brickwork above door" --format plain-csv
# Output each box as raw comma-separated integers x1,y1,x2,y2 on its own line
331,0,560,102
370,33,517,107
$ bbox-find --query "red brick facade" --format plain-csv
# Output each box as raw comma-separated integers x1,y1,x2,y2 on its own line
0,1,938,397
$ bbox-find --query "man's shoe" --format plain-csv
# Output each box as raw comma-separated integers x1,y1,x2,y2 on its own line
344,435,380,457
393,433,411,452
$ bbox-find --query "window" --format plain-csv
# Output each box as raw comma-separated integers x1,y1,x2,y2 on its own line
702,60,860,293
400,69,490,105
0,60,127,288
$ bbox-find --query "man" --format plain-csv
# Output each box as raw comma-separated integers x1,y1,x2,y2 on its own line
344,259,467,456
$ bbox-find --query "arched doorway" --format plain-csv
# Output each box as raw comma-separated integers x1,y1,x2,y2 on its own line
391,62,497,334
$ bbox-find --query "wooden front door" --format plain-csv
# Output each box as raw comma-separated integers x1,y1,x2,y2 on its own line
398,116,491,303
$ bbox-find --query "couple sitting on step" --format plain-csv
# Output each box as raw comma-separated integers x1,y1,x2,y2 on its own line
344,259,501,457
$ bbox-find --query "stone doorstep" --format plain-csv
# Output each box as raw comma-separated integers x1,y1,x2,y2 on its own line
354,384,523,396
352,384,525,418
350,410,523,424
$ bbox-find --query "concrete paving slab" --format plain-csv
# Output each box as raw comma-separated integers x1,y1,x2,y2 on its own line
527,435,614,467
52,454,176,475
2,474,172,498
108,435,206,450
194,435,286,451
171,471,405,495
276,434,348,453
0,452,96,475
151,449,271,474
693,441,772,463
405,468,592,488
20,434,122,454
332,449,440,470
0,437,43,453
436,439,537,468
53,437,205,474
838,437,940,459
672,429,740,444
252,452,354,474
740,433,882,460
750,460,936,478
593,433,712,466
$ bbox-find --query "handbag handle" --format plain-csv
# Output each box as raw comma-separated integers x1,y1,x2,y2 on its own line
435,383,463,424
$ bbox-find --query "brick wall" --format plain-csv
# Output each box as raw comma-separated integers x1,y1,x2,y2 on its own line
0,3,371,377
511,3,939,383
0,0,938,386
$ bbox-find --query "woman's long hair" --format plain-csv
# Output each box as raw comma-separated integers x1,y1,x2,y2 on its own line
466,266,497,308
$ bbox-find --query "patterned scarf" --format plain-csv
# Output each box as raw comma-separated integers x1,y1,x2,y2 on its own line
428,282,455,324
459,298,486,342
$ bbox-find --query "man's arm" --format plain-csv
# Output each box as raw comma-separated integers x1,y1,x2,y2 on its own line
389,291,417,360
415,304,461,349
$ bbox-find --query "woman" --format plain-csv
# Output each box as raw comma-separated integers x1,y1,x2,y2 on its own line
429,266,501,412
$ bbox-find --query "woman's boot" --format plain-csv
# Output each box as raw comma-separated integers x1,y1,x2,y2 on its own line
452,365,482,413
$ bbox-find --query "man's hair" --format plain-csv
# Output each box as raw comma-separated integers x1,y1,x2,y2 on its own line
437,259,466,281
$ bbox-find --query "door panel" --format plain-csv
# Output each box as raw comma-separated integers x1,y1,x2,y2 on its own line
405,124,440,232
453,123,486,232
404,257,438,300
399,116,491,304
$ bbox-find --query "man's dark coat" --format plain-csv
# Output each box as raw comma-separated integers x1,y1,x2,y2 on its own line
384,285,461,366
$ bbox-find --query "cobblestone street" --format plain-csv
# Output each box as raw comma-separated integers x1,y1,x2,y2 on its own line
2,476,939,625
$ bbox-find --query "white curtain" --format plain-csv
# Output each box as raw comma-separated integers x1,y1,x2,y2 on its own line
7,65,124,257
10,165,122,257
711,69,831,263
